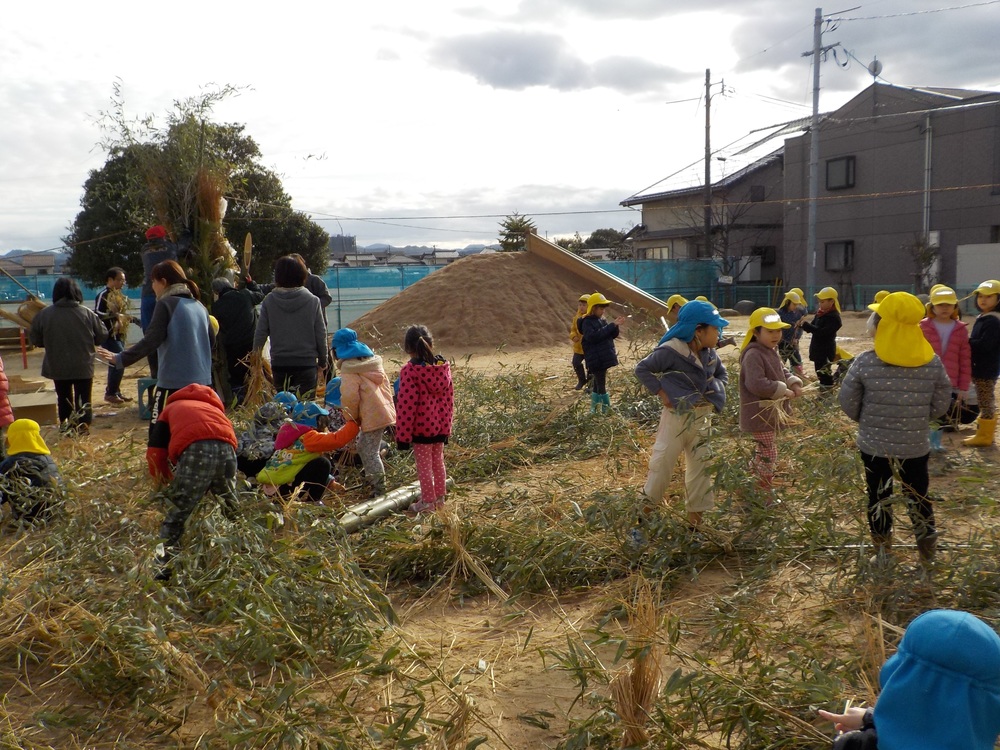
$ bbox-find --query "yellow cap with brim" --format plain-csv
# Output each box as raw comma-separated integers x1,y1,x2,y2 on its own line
873,290,890,304
929,286,959,306
870,292,935,367
974,279,1000,296
780,291,804,308
578,293,590,303
585,292,613,315
815,286,842,313
741,307,790,352
694,295,718,309
665,293,688,310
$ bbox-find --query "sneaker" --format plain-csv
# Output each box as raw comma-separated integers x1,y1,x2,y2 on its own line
115,392,134,402
406,499,437,517
104,394,126,405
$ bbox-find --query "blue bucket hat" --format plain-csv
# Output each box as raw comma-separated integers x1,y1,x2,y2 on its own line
324,376,342,408
273,391,299,409
291,401,330,428
659,300,729,344
332,328,374,360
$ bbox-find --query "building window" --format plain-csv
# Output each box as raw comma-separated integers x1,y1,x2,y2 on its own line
825,241,854,272
749,185,766,202
826,156,856,190
752,245,777,265
991,225,1000,243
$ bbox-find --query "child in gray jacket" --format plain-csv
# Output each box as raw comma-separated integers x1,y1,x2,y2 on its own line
839,292,952,565
635,301,729,529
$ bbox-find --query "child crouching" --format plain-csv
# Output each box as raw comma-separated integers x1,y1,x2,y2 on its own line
146,384,240,580
739,308,803,502
0,419,64,524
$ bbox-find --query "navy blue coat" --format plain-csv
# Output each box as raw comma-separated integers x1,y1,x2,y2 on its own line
578,316,620,373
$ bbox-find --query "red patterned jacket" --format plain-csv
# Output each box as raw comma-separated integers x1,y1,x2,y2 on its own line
395,357,454,446
0,356,12,428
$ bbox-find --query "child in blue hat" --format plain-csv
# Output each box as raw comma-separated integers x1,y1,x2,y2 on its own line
331,328,396,497
635,300,729,529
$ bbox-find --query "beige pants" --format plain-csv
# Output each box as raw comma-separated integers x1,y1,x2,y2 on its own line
642,406,715,514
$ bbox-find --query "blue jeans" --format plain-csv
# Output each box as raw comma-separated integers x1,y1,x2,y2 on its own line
103,336,125,396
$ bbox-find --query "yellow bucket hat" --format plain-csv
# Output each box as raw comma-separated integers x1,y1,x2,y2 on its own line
664,293,688,310
815,286,842,313
974,279,1000,296
780,290,804,308
741,307,790,352
585,292,613,315
870,292,935,367
6,418,50,456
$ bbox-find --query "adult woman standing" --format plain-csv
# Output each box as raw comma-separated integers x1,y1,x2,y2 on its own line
253,256,328,397
97,260,214,425
29,277,106,434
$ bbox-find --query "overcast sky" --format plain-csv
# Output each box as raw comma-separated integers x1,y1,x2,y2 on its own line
1,0,997,253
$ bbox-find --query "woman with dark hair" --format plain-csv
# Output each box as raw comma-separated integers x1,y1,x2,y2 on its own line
253,255,328,397
97,260,214,425
29,277,106,434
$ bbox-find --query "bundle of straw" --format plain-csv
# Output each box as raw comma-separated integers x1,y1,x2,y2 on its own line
242,350,274,409
611,582,663,748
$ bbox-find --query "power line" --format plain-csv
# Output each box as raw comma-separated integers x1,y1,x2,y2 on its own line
832,0,1000,20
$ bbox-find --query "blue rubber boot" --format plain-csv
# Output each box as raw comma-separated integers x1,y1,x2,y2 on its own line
590,392,601,413
929,428,944,453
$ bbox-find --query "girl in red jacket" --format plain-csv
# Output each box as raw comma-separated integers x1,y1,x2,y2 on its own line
395,325,454,514
919,286,971,449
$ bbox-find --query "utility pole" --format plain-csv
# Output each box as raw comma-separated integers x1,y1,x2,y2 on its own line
704,69,712,260
802,7,841,294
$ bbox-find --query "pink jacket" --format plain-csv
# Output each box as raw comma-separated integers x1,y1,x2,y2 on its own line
919,318,971,393
0,355,12,429
338,355,396,432
395,358,453,444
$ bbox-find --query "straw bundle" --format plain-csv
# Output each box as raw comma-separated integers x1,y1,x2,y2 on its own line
242,350,274,409
433,691,474,749
611,582,663,748
443,510,509,602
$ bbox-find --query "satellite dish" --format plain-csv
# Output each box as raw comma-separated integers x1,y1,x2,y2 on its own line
868,57,883,78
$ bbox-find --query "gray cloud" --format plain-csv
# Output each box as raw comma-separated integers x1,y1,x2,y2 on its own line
517,0,680,21
429,30,686,93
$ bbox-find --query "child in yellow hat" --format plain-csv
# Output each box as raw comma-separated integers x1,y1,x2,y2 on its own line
919,286,971,449
569,294,590,390
798,287,843,390
839,292,953,564
578,293,626,413
777,290,807,378
0,419,64,523
739,308,804,501
965,280,1000,447
663,294,688,329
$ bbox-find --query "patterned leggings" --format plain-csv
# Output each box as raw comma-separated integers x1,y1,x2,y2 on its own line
356,429,386,485
159,441,238,551
412,443,447,506
973,377,997,419
751,431,778,487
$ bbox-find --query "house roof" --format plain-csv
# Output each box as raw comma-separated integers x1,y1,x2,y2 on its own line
620,149,783,207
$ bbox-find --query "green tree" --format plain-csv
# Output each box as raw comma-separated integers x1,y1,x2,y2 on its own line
64,85,328,290
497,212,537,252
583,228,625,249
555,232,584,254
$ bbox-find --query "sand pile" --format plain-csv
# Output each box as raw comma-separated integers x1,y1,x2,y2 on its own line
349,252,625,352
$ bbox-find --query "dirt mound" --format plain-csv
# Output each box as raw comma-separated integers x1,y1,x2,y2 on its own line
348,252,620,353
